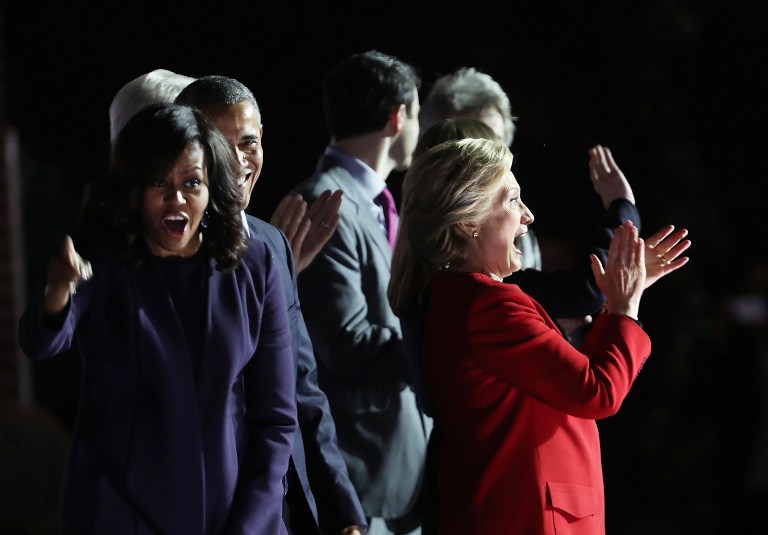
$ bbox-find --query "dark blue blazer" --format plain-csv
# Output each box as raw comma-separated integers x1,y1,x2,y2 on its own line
19,233,297,535
246,214,366,535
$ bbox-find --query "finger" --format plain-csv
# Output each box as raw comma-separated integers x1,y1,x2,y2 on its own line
270,195,294,226
314,193,342,224
650,229,690,268
291,219,311,252
79,259,93,281
619,222,636,266
321,212,340,233
666,238,692,260
305,190,332,220
62,235,78,265
63,235,92,281
308,190,343,224
646,224,676,249
658,228,689,250
589,151,603,181
625,222,641,266
668,256,690,270
602,146,617,171
271,195,307,238
588,147,600,177
594,145,610,173
589,253,605,287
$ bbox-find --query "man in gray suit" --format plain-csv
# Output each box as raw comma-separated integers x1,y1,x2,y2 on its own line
291,50,431,535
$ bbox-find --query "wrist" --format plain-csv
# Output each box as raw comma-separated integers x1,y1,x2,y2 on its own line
601,299,639,321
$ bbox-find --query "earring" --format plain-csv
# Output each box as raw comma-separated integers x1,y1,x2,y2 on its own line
200,210,210,229
472,231,478,238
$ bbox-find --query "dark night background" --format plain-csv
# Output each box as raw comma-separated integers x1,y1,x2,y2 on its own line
3,1,768,533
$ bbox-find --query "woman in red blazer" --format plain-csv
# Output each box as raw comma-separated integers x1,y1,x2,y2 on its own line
388,138,690,534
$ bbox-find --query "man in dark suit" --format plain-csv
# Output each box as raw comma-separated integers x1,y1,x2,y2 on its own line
290,50,431,535
176,76,366,535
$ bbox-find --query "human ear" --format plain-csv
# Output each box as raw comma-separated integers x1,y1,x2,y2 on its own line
386,104,407,135
456,222,479,240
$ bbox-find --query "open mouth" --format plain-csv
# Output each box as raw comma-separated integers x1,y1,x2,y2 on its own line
513,230,527,256
162,214,188,235
238,171,253,188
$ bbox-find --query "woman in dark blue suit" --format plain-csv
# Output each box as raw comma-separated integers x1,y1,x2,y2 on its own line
19,103,297,534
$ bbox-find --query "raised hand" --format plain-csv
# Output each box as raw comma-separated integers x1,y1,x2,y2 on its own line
43,235,93,315
644,224,691,288
589,145,635,208
270,189,343,273
590,220,645,320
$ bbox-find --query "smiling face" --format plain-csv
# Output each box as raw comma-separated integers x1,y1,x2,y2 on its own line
471,169,534,279
199,100,263,210
141,141,209,257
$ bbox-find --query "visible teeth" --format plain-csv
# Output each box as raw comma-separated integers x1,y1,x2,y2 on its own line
163,214,188,233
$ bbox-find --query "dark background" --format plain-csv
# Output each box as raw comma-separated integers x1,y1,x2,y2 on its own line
3,1,767,533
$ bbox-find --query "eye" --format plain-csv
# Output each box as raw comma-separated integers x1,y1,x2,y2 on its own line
184,178,203,188
151,179,166,188
239,139,261,154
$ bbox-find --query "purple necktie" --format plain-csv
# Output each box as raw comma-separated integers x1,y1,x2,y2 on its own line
376,187,398,249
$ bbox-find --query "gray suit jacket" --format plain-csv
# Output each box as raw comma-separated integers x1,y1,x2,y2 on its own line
291,152,429,520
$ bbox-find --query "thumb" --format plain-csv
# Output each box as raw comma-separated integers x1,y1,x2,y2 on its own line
62,235,77,262
589,254,605,288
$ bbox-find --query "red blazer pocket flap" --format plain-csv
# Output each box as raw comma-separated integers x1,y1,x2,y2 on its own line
547,481,598,520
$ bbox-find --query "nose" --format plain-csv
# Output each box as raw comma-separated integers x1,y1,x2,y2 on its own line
521,202,534,224
235,147,248,166
164,187,185,205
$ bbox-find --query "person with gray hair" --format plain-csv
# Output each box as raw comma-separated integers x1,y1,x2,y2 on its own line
109,70,339,274
108,68,195,146
419,67,516,148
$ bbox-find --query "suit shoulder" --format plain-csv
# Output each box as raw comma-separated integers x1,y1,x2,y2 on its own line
246,214,290,247
245,214,296,278
293,168,349,199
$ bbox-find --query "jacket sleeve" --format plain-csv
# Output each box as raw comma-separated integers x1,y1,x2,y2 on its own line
296,315,367,533
471,284,651,419
223,250,298,534
18,234,98,360
506,198,641,318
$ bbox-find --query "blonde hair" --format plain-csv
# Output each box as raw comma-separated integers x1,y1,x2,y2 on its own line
388,137,513,317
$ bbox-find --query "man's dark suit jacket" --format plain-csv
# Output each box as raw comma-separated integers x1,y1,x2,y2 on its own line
246,214,366,535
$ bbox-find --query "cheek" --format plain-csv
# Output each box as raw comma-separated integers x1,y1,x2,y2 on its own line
198,189,210,212
141,191,161,217
248,151,264,170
